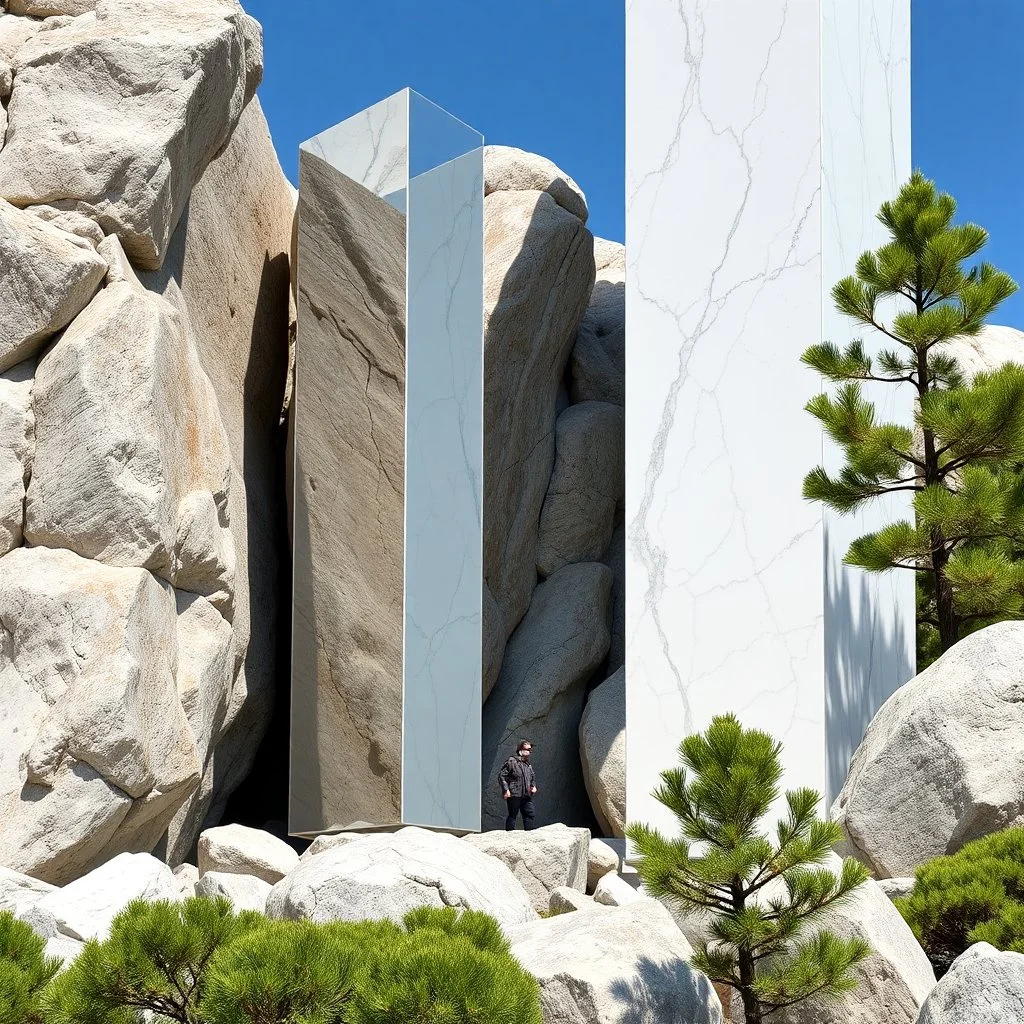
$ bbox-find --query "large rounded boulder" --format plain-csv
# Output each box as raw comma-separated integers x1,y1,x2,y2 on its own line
832,622,1024,878
265,827,536,928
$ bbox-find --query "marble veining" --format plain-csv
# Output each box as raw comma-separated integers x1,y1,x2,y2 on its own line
626,0,911,834
301,90,408,209
403,146,484,832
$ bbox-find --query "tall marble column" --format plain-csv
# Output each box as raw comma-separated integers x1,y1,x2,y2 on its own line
290,90,484,836
625,0,913,835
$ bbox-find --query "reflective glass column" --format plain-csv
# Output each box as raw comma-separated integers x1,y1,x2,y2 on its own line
291,89,484,836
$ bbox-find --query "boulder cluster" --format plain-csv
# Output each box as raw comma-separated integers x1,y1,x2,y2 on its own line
0,0,294,883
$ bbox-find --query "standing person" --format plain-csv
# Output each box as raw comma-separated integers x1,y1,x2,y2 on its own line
499,740,538,831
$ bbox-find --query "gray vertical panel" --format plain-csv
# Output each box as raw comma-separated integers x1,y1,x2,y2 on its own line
402,146,484,831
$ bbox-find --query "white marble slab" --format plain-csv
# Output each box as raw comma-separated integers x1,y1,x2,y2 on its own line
301,89,408,208
403,147,484,832
625,0,912,834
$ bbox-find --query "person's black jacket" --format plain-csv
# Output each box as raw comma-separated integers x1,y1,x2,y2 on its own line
499,756,536,798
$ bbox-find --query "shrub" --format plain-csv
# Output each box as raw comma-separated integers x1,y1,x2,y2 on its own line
627,714,870,1024
42,896,263,1024
896,827,1024,974
401,905,510,955
201,919,394,1024
349,924,542,1024
0,911,61,1024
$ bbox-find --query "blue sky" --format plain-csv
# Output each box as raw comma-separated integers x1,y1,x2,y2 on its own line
249,0,1023,328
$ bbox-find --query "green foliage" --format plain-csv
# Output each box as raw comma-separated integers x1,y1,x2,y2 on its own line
626,715,870,1024
42,897,263,1024
0,911,60,1024
401,905,511,956
351,922,541,1024
896,827,1024,974
200,919,390,1024
802,170,1024,658
36,897,541,1024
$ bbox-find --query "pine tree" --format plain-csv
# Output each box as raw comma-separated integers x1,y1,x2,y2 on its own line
626,715,870,1024
0,911,61,1024
42,897,263,1024
803,170,1024,657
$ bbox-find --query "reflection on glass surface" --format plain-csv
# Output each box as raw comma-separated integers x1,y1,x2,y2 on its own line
291,89,483,837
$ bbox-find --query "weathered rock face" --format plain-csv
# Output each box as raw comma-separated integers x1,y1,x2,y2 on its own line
26,276,235,611
0,865,55,917
579,666,626,838
0,546,201,884
266,827,536,929
536,401,624,577
0,0,292,883
0,359,33,555
483,562,613,830
509,899,723,1024
197,823,298,884
918,943,1024,1024
936,324,1024,377
587,838,620,892
482,158,595,692
0,0,262,269
140,95,294,841
36,852,180,941
0,198,106,372
195,870,270,912
771,858,935,1024
462,824,589,914
484,145,589,223
568,239,625,406
833,622,1024,878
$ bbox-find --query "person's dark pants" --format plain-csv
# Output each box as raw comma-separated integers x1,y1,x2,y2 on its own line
505,795,536,831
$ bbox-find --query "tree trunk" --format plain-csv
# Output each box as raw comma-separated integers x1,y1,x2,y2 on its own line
737,949,763,1024
932,540,958,652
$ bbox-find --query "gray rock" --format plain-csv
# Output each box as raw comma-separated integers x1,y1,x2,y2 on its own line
918,942,1024,1023
484,145,589,223
36,852,181,941
483,186,595,697
536,401,624,577
587,837,621,892
509,899,723,1024
568,239,625,406
0,198,106,372
769,855,935,1024
593,872,643,907
25,276,235,613
0,358,33,555
0,0,262,269
482,562,613,830
0,547,199,885
198,824,298,885
603,522,625,674
0,865,56,917
141,97,294,852
833,622,1024,878
7,0,97,15
300,833,361,861
463,824,590,914
266,827,536,929
935,324,1024,377
580,667,626,838
549,886,600,915
195,870,271,913
879,877,915,901
172,863,199,898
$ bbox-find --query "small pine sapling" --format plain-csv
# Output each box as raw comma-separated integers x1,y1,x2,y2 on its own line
0,911,61,1024
627,714,870,1024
